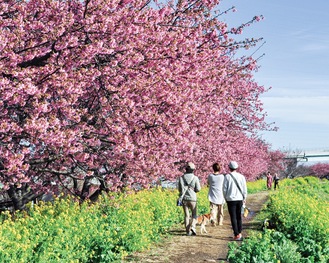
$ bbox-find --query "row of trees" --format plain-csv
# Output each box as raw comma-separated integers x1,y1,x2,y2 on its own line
279,148,329,179
284,161,329,179
1,0,284,210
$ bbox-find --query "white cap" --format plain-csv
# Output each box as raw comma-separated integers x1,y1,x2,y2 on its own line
187,162,195,170
228,161,238,170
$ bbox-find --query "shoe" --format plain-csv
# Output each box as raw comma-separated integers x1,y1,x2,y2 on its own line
191,228,197,236
187,231,192,236
233,234,242,241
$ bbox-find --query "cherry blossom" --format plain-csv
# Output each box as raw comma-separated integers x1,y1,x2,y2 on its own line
0,0,281,209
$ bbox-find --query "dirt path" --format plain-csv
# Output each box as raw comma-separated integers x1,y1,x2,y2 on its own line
124,191,269,263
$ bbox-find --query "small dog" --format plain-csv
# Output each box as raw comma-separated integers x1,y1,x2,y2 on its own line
196,213,212,234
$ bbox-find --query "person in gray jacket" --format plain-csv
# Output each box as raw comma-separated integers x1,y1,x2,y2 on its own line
223,161,247,241
177,162,201,236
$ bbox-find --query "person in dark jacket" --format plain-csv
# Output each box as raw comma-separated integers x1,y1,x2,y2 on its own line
274,173,280,190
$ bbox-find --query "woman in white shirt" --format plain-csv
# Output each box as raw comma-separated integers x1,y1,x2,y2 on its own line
207,163,225,226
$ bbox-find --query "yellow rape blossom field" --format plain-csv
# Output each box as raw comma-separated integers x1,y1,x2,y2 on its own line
227,176,329,263
0,177,328,262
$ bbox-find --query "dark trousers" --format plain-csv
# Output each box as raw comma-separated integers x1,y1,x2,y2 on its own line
274,180,279,190
227,200,243,236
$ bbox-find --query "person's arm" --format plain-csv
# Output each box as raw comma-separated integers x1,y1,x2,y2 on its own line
177,176,182,194
222,176,227,200
194,177,201,193
242,176,247,202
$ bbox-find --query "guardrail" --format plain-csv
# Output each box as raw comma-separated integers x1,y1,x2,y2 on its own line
285,153,329,161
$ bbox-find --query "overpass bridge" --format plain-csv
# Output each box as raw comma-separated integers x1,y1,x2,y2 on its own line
285,148,329,163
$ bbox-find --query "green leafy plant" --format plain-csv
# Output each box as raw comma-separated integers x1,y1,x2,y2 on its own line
227,177,329,263
227,230,302,263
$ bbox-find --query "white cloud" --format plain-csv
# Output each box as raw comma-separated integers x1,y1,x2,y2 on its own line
300,43,329,52
262,96,329,124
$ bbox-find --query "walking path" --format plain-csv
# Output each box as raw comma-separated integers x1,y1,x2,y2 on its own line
124,191,269,263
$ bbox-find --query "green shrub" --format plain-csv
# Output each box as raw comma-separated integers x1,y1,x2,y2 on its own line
227,230,302,263
228,177,329,263
259,177,329,262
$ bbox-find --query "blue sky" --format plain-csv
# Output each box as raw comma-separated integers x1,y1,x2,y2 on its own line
219,0,329,157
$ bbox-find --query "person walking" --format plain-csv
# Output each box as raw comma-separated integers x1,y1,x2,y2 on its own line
207,163,225,226
266,171,273,190
177,162,201,236
223,161,247,241
273,173,280,190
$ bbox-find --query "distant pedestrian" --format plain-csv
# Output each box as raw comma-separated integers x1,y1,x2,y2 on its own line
274,173,280,190
223,161,247,241
266,171,273,190
177,162,201,236
207,163,225,226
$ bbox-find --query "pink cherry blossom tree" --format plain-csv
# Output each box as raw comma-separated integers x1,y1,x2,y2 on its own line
309,163,329,179
1,0,279,210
